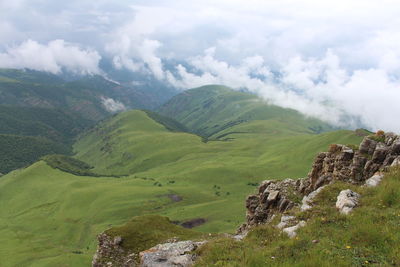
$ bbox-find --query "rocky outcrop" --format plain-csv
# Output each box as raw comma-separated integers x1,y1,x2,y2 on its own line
139,241,206,267
304,133,400,193
92,234,205,267
336,189,360,214
92,233,136,267
238,178,305,232
239,132,400,233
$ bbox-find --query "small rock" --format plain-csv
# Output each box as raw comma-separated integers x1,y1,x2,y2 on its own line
336,189,360,215
301,185,326,211
282,221,306,238
312,239,319,244
277,215,296,229
232,232,247,241
365,173,384,187
267,190,280,202
140,240,206,267
392,157,400,167
113,236,123,246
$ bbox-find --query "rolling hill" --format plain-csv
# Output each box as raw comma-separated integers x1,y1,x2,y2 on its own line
0,85,367,266
158,85,335,139
0,108,364,266
0,68,178,173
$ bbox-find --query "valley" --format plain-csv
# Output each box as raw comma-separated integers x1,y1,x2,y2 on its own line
0,81,364,266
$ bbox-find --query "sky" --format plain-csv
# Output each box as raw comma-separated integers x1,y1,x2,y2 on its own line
1,0,400,132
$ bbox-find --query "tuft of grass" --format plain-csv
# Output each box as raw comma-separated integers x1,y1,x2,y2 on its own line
346,144,359,151
368,131,385,143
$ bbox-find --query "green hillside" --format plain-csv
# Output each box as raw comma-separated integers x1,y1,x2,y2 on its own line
0,68,176,173
0,134,69,173
0,86,365,266
0,105,91,143
0,105,94,173
158,85,335,138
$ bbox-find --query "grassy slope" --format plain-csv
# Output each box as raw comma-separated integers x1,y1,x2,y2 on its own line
158,85,334,138
0,109,363,266
0,105,91,143
0,105,93,173
195,166,400,267
0,85,364,266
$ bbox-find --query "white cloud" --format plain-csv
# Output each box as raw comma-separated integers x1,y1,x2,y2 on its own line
2,0,400,132
0,39,101,75
165,48,400,132
100,96,126,113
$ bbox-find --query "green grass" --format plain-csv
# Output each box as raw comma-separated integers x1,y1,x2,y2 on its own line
0,86,365,266
158,85,335,138
195,167,400,267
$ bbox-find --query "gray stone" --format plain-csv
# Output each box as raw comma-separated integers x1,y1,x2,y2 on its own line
372,143,389,163
267,190,280,202
139,241,206,267
301,185,326,211
277,215,296,229
365,173,384,187
392,139,400,154
392,157,400,167
336,189,360,215
359,138,377,155
282,221,306,238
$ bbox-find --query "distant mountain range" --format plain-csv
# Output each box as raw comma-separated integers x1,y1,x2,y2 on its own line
0,68,179,173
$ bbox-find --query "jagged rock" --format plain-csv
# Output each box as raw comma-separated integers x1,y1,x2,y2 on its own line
240,133,399,232
240,178,303,232
277,215,296,229
267,190,280,203
282,221,306,238
365,172,384,187
372,143,390,163
392,139,400,154
359,138,377,155
336,189,360,215
92,233,136,267
306,133,400,193
300,185,327,211
139,241,206,267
